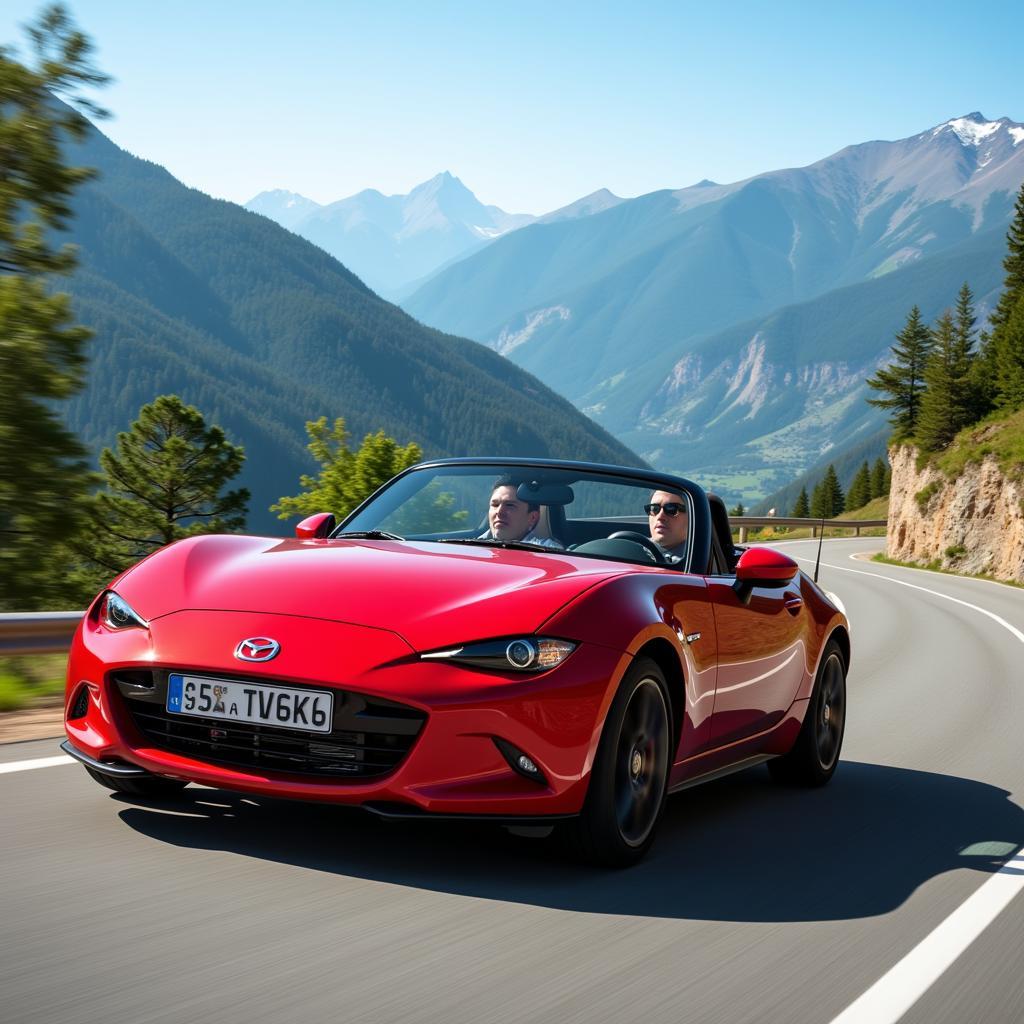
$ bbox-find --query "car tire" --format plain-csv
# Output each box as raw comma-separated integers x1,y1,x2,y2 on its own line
83,765,188,798
564,658,672,868
768,639,846,787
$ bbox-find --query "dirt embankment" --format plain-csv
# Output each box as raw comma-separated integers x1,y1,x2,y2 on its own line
0,701,64,744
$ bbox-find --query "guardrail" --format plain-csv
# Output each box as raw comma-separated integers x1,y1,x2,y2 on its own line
0,611,83,655
731,516,887,543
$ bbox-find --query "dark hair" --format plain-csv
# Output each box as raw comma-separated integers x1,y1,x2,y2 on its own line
491,475,539,513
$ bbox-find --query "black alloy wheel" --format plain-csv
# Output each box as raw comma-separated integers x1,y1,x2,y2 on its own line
814,650,846,772
564,658,672,867
768,639,847,787
614,679,671,845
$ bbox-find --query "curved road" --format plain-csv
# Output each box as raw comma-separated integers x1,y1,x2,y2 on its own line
2,538,1023,1024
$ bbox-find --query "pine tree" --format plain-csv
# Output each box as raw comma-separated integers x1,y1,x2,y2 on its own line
954,283,987,423
810,479,828,520
993,293,1024,409
272,417,422,522
811,465,844,519
990,183,1024,334
917,305,975,451
845,462,871,511
72,396,249,589
0,5,108,609
865,305,934,440
870,457,889,499
825,464,845,517
791,487,809,518
730,502,745,518
990,182,1024,410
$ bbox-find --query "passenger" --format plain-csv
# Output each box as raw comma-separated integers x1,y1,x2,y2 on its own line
645,489,689,563
479,476,562,548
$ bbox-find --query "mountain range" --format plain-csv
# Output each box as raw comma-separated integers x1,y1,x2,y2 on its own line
245,173,535,299
401,113,1024,502
57,118,642,534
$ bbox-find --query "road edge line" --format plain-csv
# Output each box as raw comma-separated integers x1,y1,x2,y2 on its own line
0,755,75,775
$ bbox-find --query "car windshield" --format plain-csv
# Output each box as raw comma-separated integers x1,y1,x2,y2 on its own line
338,464,694,569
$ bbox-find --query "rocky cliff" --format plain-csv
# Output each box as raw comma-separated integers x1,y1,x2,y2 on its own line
887,444,1024,582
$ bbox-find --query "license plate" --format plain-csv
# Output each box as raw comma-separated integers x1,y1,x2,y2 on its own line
167,674,333,733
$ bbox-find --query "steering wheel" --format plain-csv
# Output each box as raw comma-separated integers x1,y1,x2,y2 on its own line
606,531,668,564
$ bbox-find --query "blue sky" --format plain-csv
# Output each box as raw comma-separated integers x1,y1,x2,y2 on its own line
3,1,1022,213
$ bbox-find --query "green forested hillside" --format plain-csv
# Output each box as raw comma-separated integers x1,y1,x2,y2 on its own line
752,427,890,516
616,227,1007,501
58,121,641,531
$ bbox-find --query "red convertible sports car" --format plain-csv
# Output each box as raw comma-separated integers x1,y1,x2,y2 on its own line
62,458,850,866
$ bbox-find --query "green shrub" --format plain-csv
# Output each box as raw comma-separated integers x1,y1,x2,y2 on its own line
915,481,942,509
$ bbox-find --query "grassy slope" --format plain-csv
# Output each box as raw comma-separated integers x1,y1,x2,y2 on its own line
928,406,1024,491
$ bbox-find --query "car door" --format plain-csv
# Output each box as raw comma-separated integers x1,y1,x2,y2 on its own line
703,567,807,748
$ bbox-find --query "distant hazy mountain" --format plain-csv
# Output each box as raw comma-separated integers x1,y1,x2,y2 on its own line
403,113,1024,503
58,122,641,534
245,172,535,298
539,189,625,223
244,189,320,230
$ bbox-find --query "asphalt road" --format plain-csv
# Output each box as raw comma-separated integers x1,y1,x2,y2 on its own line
2,538,1023,1024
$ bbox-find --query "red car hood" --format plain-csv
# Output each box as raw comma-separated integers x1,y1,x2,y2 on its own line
116,534,629,651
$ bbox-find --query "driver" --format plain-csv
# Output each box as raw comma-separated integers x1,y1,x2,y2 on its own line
479,476,562,548
646,489,689,563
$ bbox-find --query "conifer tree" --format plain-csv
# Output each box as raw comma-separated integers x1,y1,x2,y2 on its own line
865,306,933,440
989,183,1024,410
730,502,745,518
845,462,871,511
0,5,108,609
810,479,826,520
953,283,988,423
989,184,1024,334
870,457,889,499
272,417,422,522
993,295,1024,409
918,306,975,451
791,487,809,518
811,465,844,519
72,396,249,588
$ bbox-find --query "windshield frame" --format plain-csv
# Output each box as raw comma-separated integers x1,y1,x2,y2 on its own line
333,457,713,575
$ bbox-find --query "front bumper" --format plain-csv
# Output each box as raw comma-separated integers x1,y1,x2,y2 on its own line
65,609,629,817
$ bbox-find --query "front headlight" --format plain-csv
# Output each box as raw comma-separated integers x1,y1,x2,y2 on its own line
421,636,577,673
98,591,149,631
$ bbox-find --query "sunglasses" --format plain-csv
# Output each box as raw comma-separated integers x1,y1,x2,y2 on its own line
645,502,686,517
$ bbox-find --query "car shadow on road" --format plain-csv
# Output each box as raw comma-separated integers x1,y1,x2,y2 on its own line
115,759,1024,922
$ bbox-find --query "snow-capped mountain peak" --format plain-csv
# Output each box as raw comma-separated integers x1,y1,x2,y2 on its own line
934,113,1006,147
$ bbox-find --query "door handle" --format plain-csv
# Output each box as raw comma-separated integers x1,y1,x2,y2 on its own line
784,597,803,616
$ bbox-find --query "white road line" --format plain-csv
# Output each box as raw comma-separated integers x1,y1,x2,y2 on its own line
828,850,1024,1024
851,552,1024,591
0,755,74,774
795,557,1024,645
808,552,1024,1024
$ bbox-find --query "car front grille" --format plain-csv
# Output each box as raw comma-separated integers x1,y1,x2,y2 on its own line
112,670,426,781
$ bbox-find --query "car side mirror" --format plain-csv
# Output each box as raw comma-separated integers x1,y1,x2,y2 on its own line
295,512,336,540
733,547,799,604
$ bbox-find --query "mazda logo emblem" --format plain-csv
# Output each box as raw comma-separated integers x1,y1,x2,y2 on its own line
234,637,281,662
